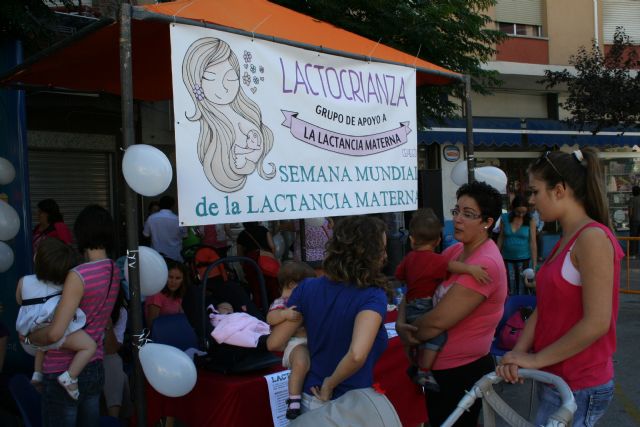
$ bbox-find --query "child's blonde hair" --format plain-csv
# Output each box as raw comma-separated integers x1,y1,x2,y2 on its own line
277,261,316,290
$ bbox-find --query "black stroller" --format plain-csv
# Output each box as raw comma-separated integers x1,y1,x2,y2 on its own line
181,250,280,374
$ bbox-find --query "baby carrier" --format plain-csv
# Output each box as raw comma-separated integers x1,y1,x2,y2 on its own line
184,255,280,374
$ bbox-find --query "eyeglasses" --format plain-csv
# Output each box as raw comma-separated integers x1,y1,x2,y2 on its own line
450,208,482,221
536,151,565,185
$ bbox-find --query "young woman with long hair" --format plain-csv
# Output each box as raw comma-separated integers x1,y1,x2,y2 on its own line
497,149,623,426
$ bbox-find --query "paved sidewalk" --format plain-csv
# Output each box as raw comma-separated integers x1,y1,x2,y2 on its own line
492,293,640,426
602,293,640,426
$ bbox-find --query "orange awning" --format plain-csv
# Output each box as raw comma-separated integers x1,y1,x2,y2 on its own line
1,0,461,100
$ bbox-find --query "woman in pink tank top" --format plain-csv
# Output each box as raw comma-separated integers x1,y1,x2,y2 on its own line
26,205,119,427
497,149,623,426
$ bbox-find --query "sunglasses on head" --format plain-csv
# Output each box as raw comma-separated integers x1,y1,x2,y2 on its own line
535,151,565,187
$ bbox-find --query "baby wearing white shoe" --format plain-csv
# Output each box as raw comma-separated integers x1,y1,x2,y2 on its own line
16,238,97,400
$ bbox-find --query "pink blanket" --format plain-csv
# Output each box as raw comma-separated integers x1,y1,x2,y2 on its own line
208,306,270,348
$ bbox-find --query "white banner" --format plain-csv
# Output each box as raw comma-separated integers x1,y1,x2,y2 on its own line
170,24,417,225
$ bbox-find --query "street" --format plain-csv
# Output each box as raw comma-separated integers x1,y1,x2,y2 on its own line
603,292,640,426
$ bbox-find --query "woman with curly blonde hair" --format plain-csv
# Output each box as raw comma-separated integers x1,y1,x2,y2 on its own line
182,37,275,192
268,215,391,418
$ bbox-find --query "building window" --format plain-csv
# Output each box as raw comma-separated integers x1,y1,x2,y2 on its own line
602,0,640,44
498,22,542,38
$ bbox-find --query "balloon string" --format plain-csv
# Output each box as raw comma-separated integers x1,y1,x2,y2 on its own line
133,328,152,349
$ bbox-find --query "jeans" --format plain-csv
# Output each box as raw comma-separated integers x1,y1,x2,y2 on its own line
535,380,614,427
405,298,447,351
41,360,105,427
504,259,532,295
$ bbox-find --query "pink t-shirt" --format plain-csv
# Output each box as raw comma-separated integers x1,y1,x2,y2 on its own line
432,240,507,370
145,292,183,317
43,259,119,374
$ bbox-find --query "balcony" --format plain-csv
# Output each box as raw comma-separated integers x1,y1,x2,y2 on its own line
496,36,549,65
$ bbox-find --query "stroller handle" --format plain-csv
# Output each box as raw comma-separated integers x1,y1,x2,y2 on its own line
489,368,575,408
441,369,577,427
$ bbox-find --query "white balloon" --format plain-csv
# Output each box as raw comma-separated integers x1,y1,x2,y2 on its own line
476,166,508,194
522,268,535,280
273,233,285,260
0,241,14,272
0,200,20,241
125,246,168,296
122,145,172,197
0,157,16,185
139,343,197,397
450,161,468,186
450,163,507,194
305,217,326,227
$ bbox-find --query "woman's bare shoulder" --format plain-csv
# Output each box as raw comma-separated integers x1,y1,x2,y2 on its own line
574,226,613,257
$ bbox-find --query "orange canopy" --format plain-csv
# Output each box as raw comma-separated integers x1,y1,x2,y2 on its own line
1,0,460,100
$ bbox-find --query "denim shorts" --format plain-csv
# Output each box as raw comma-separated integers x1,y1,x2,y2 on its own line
41,360,105,427
405,297,447,351
405,297,434,324
535,379,614,427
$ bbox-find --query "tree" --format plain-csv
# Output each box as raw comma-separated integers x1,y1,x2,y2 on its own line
541,28,640,134
272,0,505,123
0,0,91,55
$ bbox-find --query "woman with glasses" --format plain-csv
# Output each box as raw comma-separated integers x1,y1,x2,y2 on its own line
396,181,507,427
497,195,538,294
497,149,623,426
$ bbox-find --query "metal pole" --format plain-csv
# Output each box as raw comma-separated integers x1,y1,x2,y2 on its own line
464,75,475,183
119,4,147,426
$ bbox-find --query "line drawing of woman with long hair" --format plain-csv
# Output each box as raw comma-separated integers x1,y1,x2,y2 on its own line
182,37,276,193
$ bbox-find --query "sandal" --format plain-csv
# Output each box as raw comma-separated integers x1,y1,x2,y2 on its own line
57,371,80,400
285,397,302,420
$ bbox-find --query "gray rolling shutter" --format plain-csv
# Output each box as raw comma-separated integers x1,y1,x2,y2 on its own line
28,150,113,236
603,0,640,44
495,0,543,26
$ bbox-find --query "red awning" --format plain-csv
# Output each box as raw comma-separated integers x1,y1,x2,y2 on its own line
1,0,461,100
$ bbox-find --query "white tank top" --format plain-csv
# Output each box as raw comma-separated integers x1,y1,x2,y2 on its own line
560,242,581,286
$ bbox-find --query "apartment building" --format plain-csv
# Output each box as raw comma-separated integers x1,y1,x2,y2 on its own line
421,0,640,242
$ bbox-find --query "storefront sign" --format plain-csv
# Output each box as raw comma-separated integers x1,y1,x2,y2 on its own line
443,145,460,162
170,24,417,225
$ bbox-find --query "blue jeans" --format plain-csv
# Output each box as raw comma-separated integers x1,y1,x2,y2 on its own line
535,380,614,427
405,297,447,351
41,360,105,427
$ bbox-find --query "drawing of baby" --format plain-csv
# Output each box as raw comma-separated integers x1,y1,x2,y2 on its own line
182,37,275,193
233,125,263,169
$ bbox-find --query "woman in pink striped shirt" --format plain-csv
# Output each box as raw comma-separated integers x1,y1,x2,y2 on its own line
27,205,119,427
